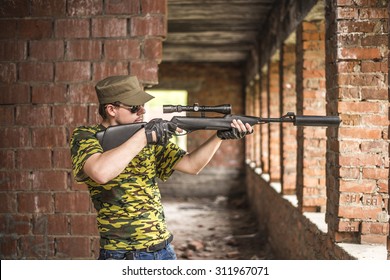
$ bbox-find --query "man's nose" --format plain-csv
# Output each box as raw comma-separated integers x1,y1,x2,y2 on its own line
137,105,145,115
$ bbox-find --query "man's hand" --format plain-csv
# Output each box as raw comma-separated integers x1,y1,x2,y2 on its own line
217,119,253,140
144,118,177,145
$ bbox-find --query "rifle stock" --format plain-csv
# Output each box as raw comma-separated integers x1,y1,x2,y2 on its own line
95,112,341,151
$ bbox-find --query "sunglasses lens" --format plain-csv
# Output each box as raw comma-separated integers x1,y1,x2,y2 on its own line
130,105,141,113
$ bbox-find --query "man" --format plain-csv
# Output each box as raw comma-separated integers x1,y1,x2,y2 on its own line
70,75,253,260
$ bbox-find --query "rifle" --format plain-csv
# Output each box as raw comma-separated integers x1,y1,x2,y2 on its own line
96,104,341,151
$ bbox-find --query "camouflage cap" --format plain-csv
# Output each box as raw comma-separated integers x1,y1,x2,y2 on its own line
95,75,154,105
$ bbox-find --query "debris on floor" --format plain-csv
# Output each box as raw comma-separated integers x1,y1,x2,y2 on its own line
163,195,275,260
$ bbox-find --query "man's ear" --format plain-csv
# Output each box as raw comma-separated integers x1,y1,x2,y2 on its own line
105,104,117,117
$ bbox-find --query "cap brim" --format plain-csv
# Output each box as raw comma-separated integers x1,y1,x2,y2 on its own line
121,90,154,105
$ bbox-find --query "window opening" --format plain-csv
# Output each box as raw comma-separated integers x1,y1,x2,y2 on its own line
144,90,188,150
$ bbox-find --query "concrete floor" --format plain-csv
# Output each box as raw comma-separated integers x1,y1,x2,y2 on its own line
163,196,276,260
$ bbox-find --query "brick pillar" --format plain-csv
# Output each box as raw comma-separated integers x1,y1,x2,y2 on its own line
280,43,297,195
0,0,167,259
388,1,390,260
268,59,281,183
254,78,262,167
296,20,327,212
245,83,255,162
260,67,269,174
326,0,389,245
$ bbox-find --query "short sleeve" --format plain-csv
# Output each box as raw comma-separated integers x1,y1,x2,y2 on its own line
70,126,103,183
155,142,186,181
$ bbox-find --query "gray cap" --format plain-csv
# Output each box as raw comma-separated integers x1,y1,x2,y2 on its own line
95,75,154,105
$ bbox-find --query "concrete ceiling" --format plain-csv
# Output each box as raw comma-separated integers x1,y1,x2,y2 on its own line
163,0,279,63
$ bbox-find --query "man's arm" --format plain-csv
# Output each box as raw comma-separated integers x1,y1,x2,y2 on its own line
174,119,252,175
83,128,147,184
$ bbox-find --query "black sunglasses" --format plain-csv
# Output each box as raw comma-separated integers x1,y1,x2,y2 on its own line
107,103,143,113
117,104,143,113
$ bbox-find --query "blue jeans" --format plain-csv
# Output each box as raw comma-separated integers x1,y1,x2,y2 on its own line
98,244,177,260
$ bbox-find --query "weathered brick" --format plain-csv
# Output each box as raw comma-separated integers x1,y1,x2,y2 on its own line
339,205,382,220
0,171,31,191
33,214,68,235
0,107,16,127
52,105,88,126
0,63,17,83
16,149,52,169
66,40,101,61
359,8,387,19
0,84,30,104
93,61,129,81
144,38,162,61
55,192,91,213
339,47,382,60
55,62,91,82
19,62,54,82
0,20,17,39
130,60,159,84
55,19,90,38
339,127,382,139
0,214,31,235
15,105,51,126
29,40,64,61
0,192,16,213
0,149,15,169
337,21,377,33
67,0,103,16
31,171,68,191
131,16,166,37
361,35,388,47
0,127,30,148
337,220,360,232
31,0,66,16
68,83,98,104
362,168,388,180
18,193,54,213
338,101,382,114
17,19,53,40
105,39,140,60
105,0,140,14
0,0,29,17
0,236,18,259
55,237,91,258
53,148,72,169
70,214,98,235
32,84,67,104
340,179,376,193
360,234,387,245
141,0,167,14
0,41,26,61
32,127,67,148
88,104,100,123
92,18,127,38
337,7,359,19
19,235,55,259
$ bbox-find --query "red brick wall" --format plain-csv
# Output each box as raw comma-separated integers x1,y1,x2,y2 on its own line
296,20,327,212
245,0,389,257
246,166,355,259
268,60,281,182
260,67,269,173
325,0,389,245
280,43,297,195
0,0,167,259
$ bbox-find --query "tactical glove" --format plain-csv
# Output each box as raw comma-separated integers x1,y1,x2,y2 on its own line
217,127,253,140
144,118,177,145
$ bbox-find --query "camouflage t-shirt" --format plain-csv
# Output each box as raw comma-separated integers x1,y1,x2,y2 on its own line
70,124,186,250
